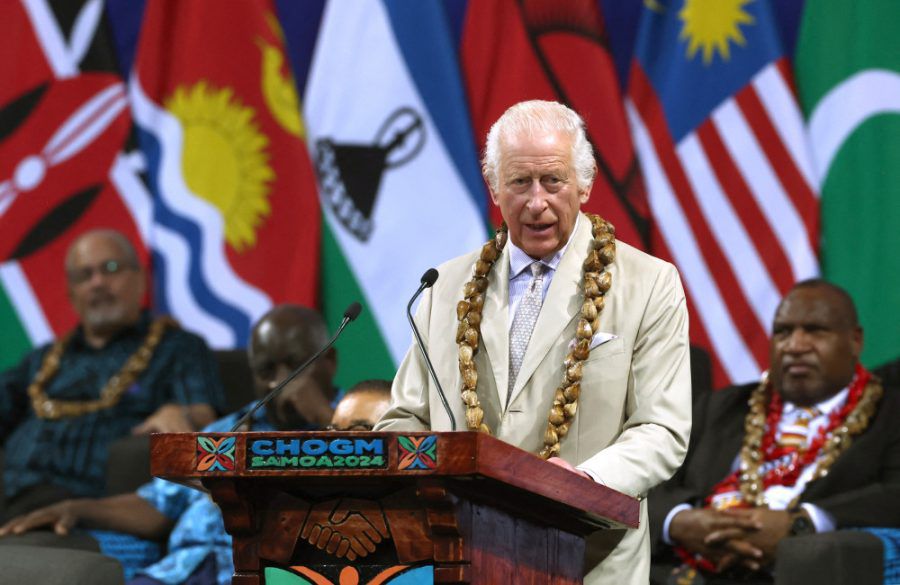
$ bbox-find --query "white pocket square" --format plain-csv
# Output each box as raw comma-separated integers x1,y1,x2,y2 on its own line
589,331,618,349
568,332,618,351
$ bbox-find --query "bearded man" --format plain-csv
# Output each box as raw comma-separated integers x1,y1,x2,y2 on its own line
0,304,340,585
0,229,223,521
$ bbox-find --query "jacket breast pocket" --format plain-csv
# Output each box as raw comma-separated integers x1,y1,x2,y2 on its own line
583,336,625,362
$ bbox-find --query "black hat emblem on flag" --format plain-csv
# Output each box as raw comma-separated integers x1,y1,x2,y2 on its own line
314,107,426,242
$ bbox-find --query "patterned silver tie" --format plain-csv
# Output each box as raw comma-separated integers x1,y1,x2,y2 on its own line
508,262,545,400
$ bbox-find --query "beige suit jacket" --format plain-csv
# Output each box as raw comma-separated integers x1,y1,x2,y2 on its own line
376,213,692,584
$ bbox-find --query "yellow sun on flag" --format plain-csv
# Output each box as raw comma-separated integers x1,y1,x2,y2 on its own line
166,81,274,252
678,0,755,65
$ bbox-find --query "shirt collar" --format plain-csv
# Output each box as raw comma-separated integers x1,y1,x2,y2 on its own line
782,386,849,417
508,213,581,279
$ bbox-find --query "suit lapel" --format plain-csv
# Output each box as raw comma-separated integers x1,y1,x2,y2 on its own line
508,214,590,407
700,391,752,493
481,241,510,405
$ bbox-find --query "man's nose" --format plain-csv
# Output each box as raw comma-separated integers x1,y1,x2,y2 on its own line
525,183,549,212
784,329,812,352
269,363,293,388
85,268,109,288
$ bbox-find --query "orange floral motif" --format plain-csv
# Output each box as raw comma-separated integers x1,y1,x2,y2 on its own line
270,564,429,585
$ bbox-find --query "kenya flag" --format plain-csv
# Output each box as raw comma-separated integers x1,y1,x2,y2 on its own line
0,0,150,370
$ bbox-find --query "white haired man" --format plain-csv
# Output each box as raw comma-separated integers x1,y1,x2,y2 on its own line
377,100,692,584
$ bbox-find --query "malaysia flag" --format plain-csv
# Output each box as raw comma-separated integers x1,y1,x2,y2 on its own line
627,0,819,386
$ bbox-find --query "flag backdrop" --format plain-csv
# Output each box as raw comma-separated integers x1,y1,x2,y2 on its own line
795,0,900,369
628,0,819,386
461,0,653,249
3,1,898,388
303,0,487,386
129,0,321,349
0,0,150,371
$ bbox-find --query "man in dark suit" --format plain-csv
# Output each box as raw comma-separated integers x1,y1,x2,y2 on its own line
650,279,900,584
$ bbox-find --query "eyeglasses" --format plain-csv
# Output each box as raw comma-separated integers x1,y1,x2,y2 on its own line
67,259,137,285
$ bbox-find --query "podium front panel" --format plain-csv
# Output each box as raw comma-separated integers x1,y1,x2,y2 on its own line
152,431,638,584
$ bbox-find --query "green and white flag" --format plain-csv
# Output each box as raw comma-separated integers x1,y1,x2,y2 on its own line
796,0,900,368
304,0,488,387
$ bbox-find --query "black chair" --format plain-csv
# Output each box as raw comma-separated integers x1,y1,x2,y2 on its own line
0,544,123,585
775,530,884,585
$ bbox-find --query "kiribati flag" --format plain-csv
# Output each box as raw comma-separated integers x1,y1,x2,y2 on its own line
627,0,819,386
129,0,321,348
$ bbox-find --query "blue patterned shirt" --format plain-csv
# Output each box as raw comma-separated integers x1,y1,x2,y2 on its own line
0,311,225,499
131,399,339,585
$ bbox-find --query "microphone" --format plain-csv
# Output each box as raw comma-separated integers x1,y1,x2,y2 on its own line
407,268,456,431
229,302,363,432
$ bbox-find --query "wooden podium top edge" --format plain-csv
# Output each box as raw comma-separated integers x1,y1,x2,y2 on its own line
150,430,639,528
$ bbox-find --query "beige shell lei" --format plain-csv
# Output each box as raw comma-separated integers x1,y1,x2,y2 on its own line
28,317,177,419
455,214,616,459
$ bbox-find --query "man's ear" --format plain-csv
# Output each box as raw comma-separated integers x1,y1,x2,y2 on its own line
579,164,597,204
850,326,863,361
485,173,501,206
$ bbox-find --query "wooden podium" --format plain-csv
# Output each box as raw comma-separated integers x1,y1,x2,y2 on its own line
151,431,638,584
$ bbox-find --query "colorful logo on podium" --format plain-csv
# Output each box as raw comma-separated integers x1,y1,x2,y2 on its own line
265,564,433,584
397,435,437,471
196,435,236,472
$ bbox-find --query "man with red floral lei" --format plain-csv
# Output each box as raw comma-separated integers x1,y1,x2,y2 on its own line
649,279,900,584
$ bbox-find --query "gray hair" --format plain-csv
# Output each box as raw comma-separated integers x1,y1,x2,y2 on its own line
482,100,595,192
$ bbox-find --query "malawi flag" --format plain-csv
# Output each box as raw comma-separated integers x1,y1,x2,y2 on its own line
129,0,321,348
461,0,652,248
303,0,487,387
795,0,900,369
0,0,149,370
628,0,820,387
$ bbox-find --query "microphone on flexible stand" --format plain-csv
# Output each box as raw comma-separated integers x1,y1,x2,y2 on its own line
229,302,363,432
407,268,456,431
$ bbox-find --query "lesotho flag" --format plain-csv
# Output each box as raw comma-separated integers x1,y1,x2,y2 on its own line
129,0,321,347
300,0,488,385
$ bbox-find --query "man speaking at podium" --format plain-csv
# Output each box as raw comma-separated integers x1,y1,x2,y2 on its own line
376,100,692,584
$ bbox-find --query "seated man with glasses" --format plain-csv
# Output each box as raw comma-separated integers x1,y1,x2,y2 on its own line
0,304,341,585
0,229,224,521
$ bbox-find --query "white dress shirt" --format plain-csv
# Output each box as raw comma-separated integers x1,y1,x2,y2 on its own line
506,214,581,327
